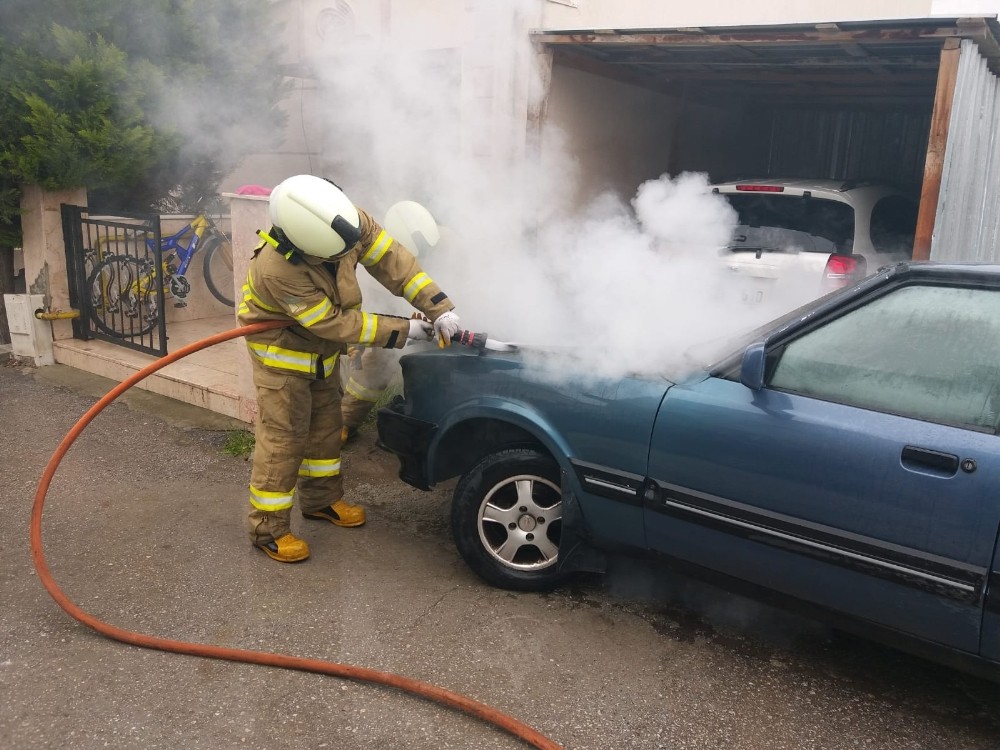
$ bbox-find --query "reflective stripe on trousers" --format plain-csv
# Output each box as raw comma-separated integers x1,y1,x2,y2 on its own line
247,357,344,541
345,377,383,403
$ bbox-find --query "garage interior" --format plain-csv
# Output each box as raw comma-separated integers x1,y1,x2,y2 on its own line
533,17,1000,260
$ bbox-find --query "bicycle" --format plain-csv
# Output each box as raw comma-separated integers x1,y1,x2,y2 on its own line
87,214,235,338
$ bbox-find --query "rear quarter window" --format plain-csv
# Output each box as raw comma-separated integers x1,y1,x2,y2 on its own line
869,195,918,256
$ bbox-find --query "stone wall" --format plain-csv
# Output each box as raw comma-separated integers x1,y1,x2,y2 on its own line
224,192,270,422
20,185,87,343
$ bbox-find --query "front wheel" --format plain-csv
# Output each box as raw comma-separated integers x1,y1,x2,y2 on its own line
451,448,566,591
202,233,235,307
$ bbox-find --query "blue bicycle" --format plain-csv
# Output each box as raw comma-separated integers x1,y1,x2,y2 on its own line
87,214,234,338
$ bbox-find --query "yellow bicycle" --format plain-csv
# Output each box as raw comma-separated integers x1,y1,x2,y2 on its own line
88,214,233,338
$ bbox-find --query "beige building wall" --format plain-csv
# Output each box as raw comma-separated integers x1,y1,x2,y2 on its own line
542,63,776,208
222,1,1000,215
221,1,539,203
542,65,679,207
538,0,993,29
223,193,271,423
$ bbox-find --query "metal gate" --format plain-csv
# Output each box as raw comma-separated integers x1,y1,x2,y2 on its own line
61,204,168,357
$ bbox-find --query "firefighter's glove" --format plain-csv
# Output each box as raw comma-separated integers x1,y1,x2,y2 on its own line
407,318,434,341
433,310,461,348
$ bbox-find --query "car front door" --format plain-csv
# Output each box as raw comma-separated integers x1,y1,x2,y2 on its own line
644,281,1000,654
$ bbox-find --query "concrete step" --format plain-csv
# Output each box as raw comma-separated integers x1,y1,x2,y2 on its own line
51,316,245,421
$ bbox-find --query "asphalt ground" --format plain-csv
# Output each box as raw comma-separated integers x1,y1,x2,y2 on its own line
3,356,1000,750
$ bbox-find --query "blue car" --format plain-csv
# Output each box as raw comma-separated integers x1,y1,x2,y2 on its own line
377,262,1000,676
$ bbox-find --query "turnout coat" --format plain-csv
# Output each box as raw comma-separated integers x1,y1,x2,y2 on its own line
237,207,454,379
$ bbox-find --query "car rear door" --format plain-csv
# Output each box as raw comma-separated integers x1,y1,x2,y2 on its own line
984,546,1000,661
644,280,1000,654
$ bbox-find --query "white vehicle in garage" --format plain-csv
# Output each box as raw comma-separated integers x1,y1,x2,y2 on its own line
711,178,918,306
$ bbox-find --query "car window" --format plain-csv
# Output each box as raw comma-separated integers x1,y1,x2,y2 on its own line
705,281,869,378
723,194,855,252
870,195,917,256
768,284,1000,430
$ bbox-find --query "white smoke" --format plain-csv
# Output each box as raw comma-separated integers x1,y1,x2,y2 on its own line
303,5,811,381
439,169,821,380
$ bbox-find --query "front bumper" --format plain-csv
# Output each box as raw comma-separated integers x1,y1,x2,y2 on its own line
376,397,438,491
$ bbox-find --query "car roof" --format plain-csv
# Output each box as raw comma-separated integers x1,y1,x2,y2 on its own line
892,261,1000,279
713,177,847,190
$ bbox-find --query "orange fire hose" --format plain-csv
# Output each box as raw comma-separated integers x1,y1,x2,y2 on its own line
29,321,564,750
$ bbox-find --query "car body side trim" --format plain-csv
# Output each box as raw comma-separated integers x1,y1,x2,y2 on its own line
584,476,638,495
571,460,645,506
646,549,1000,681
650,481,985,603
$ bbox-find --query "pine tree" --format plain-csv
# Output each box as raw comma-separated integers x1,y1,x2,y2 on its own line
0,0,288,342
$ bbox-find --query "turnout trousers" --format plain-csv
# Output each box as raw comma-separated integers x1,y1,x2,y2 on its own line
247,358,344,545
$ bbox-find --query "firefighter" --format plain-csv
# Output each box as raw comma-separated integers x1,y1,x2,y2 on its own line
237,175,461,563
340,200,442,444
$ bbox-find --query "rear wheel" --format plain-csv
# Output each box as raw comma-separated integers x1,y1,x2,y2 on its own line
202,233,235,307
87,255,158,338
451,448,566,591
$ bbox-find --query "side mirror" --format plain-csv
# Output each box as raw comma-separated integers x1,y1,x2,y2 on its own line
740,342,766,391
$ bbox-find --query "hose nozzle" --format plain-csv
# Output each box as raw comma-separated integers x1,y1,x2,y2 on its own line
448,330,518,353
451,330,488,350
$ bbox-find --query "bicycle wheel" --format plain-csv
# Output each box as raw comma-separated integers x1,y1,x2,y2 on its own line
202,233,235,307
87,255,159,338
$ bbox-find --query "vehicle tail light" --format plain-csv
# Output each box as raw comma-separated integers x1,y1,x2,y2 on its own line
823,254,867,289
735,184,784,192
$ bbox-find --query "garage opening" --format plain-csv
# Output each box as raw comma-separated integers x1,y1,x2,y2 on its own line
532,18,1000,261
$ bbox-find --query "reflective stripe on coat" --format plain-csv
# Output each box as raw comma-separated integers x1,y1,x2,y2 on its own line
238,207,454,378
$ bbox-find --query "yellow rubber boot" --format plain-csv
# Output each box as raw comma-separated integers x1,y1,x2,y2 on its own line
303,499,366,527
256,533,310,563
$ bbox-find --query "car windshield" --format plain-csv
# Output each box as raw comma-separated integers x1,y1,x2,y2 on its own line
723,193,856,252
682,282,859,373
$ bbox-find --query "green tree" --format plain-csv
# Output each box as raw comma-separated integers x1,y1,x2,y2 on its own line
0,0,288,341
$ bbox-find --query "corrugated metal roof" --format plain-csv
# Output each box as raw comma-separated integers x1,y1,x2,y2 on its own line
533,18,1000,109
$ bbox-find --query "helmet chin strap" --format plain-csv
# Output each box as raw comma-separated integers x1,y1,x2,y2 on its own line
258,221,363,265
256,227,304,264
260,187,362,263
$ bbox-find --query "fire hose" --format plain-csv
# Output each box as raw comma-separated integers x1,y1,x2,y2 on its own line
30,320,562,750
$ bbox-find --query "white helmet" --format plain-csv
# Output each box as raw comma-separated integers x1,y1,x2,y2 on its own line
269,174,361,259
383,200,440,258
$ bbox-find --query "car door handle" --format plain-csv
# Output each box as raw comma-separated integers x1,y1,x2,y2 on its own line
900,445,959,476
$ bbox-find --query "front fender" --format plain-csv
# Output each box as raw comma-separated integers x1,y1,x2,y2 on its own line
426,397,575,486
556,485,608,575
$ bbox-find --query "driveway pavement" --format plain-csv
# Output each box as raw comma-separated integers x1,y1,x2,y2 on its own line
2,357,1000,750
